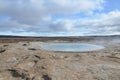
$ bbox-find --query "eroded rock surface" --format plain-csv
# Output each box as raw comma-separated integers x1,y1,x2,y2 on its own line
0,41,120,80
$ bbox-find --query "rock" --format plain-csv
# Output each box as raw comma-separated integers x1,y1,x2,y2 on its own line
0,48,6,53
34,55,41,59
28,48,37,51
6,57,18,63
107,54,120,59
114,54,120,59
22,44,27,46
3,45,8,47
42,74,52,80
8,69,34,80
15,61,36,71
33,76,42,80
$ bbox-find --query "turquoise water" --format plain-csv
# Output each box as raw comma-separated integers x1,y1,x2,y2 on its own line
41,43,104,52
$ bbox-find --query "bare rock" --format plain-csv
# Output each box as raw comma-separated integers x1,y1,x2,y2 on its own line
42,74,52,80
0,48,6,53
8,69,35,80
114,54,120,59
28,48,37,51
22,44,27,46
6,57,19,63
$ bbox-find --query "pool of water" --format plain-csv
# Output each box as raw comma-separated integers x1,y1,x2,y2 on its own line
41,43,104,52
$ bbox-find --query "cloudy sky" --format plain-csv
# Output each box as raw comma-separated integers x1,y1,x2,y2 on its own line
0,0,120,36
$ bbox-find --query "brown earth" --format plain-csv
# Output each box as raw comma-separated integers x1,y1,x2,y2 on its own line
0,37,120,80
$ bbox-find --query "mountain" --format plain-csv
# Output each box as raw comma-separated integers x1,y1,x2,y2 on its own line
0,35,120,38
0,35,27,38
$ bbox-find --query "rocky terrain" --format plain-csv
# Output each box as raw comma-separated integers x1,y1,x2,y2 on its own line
0,36,120,80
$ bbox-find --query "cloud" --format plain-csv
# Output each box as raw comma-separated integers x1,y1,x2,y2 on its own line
0,0,105,24
0,17,30,32
31,10,120,36
76,10,120,35
1,0,120,36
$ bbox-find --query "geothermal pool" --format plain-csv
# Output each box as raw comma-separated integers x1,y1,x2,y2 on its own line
41,43,104,52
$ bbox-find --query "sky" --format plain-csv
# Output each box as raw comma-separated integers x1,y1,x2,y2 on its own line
0,0,120,36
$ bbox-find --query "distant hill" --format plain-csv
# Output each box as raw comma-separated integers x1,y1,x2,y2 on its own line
0,35,27,38
0,35,120,38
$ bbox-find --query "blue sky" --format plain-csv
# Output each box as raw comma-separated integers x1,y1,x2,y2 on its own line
104,0,120,12
0,0,120,36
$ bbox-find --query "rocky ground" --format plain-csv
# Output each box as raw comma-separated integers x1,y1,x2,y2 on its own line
0,37,120,80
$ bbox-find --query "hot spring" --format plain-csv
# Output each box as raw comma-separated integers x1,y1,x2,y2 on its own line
40,43,104,52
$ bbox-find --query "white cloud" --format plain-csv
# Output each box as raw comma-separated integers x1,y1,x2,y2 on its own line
0,0,120,36
0,18,30,32
75,10,120,35
0,0,105,25
26,10,120,36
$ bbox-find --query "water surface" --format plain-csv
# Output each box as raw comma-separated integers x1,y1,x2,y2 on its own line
41,43,104,52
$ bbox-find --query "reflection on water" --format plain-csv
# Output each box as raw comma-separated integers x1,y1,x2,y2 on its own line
41,43,104,52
